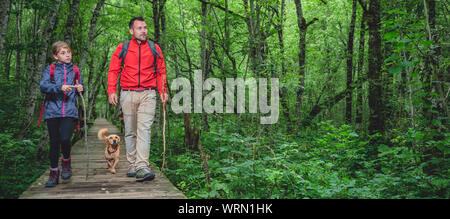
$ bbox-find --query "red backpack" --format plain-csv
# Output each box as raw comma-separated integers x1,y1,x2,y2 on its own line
37,64,80,129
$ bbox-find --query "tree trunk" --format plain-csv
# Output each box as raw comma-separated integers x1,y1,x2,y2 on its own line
201,1,210,132
64,0,81,45
0,0,11,63
346,0,357,124
78,0,105,114
367,0,384,135
223,0,237,75
78,0,105,73
178,6,199,150
152,0,166,45
197,131,211,185
423,0,448,127
23,7,39,88
4,50,12,81
160,0,167,50
355,4,367,131
152,0,160,43
294,0,306,118
153,0,167,134
274,0,291,124
15,0,23,91
184,113,192,150
88,47,110,120
243,0,257,74
294,0,318,118
301,78,363,127
17,0,63,139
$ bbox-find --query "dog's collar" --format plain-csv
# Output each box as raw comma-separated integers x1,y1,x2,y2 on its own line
108,146,118,155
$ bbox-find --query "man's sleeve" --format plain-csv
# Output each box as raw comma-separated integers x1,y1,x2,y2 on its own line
155,43,167,95
107,43,124,95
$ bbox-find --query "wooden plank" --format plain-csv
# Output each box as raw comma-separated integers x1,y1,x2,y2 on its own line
20,118,185,199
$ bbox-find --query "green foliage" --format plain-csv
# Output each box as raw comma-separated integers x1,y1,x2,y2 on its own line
153,118,448,199
0,133,48,199
1,0,448,199
0,81,48,198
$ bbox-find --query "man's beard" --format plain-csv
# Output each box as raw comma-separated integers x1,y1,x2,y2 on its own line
135,34,147,42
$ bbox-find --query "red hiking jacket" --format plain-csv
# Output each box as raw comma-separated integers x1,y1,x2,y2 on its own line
107,37,167,95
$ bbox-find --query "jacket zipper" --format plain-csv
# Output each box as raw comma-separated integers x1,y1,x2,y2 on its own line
62,64,67,117
138,42,141,88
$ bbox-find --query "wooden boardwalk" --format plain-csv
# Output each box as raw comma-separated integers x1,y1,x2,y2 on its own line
20,118,185,199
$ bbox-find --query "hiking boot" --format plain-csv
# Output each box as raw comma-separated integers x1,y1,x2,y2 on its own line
45,168,59,187
135,167,155,182
127,163,136,177
61,157,72,180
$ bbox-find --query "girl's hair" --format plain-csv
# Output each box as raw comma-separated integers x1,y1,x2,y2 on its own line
52,41,71,55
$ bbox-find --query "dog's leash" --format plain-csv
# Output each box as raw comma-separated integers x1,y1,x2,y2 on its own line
74,84,89,180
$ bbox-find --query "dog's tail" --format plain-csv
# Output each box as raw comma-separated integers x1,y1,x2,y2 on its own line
98,128,108,141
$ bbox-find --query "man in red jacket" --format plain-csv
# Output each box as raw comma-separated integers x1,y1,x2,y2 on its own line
107,17,168,182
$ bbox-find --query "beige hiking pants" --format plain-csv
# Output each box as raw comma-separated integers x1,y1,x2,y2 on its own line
120,89,157,169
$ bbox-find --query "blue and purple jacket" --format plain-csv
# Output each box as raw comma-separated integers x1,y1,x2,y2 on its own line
39,62,84,121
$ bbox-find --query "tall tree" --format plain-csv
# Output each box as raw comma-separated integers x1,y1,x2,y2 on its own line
423,0,448,127
294,0,318,117
200,0,210,132
366,0,384,135
17,0,63,139
15,0,24,96
0,0,11,63
78,0,105,119
355,0,367,131
346,0,357,123
243,0,274,76
64,0,81,45
78,0,105,73
152,0,166,47
273,0,291,123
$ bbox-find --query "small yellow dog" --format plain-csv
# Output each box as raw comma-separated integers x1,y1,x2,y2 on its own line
97,128,121,174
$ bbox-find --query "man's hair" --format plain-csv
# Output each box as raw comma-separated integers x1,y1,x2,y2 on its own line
129,17,145,29
52,41,71,55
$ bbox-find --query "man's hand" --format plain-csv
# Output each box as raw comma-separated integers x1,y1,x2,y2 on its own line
160,93,169,104
108,93,118,106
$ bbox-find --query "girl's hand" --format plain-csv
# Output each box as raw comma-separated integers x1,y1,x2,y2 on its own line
61,85,72,92
76,84,84,92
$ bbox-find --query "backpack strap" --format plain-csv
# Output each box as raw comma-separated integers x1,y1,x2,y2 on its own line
73,65,80,85
37,101,46,127
72,65,81,131
118,41,130,69
117,41,130,90
148,40,161,73
49,64,56,82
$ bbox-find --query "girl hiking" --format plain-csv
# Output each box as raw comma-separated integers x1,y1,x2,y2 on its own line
39,41,84,187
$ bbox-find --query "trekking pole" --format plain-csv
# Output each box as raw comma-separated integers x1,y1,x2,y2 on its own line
159,102,166,177
75,85,88,180
159,76,167,178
